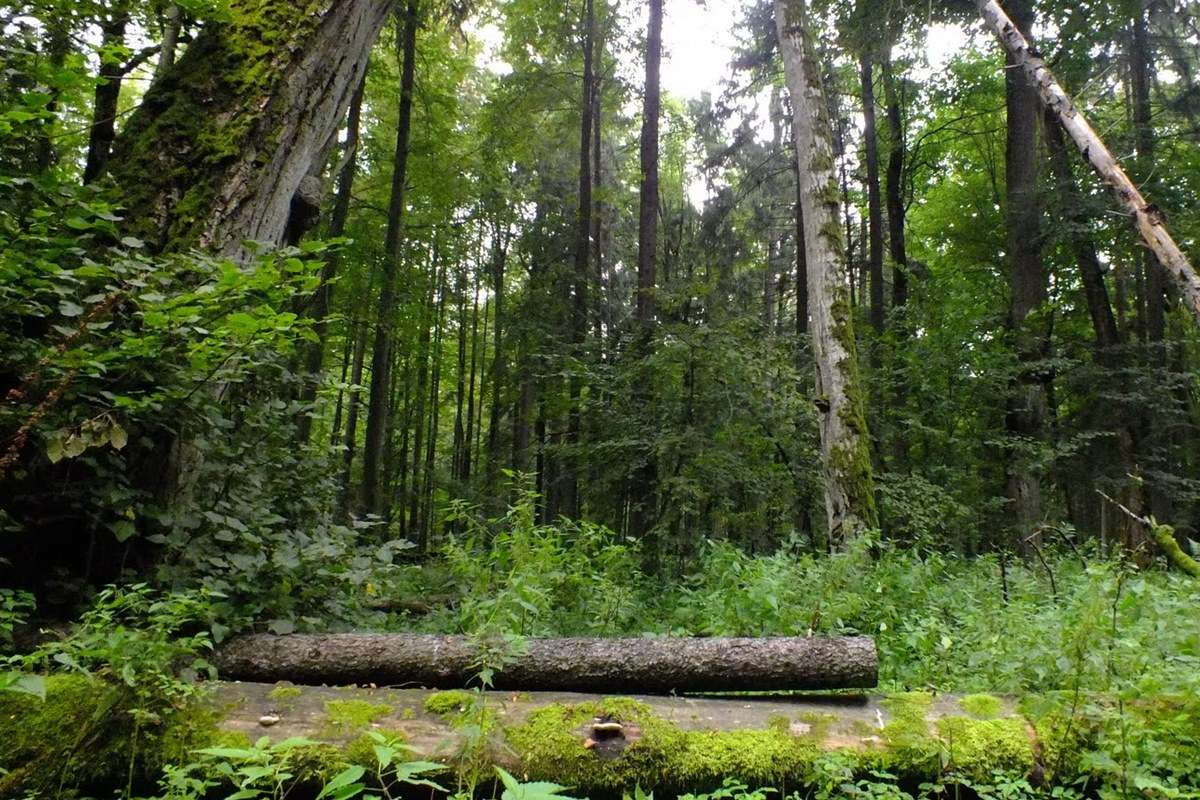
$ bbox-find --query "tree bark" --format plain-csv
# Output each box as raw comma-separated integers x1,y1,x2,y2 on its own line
776,0,878,545
860,54,885,336
297,73,367,445
362,0,420,515
1130,5,1165,353
1044,111,1146,554
152,3,182,85
882,56,908,312
635,0,663,327
83,7,131,184
976,0,1200,327
217,634,877,692
998,0,1048,551
108,0,389,255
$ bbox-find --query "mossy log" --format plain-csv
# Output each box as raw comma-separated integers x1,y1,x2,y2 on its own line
0,677,1113,798
10,676,1200,798
215,634,878,692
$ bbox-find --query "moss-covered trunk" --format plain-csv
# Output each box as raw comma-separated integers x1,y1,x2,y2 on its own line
775,0,877,545
106,0,392,256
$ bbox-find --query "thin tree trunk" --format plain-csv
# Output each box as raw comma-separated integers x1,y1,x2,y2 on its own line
776,0,879,545
329,320,355,447
362,0,419,515
408,257,436,539
860,54,885,335
881,56,908,311
83,8,131,184
635,0,662,327
461,270,481,481
976,0,1200,326
421,265,447,551
339,316,370,515
1131,5,1165,354
297,73,366,445
485,225,508,501
563,0,596,520
452,265,468,479
153,3,182,85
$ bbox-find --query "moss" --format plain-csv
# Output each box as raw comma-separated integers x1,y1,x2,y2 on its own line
268,683,304,703
107,0,329,250
322,698,393,737
0,674,219,798
936,716,1034,781
507,698,828,793
959,693,1003,720
424,689,474,718
1152,522,1200,578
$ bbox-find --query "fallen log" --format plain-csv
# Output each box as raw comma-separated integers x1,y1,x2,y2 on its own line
215,634,877,692
1,676,1094,797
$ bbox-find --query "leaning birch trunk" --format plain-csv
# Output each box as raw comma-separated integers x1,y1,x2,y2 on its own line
976,0,1200,326
774,0,878,545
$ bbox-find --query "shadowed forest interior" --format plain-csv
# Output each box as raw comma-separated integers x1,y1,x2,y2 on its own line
1,0,1199,797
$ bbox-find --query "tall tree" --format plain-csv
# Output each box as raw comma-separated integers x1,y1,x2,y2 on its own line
999,0,1048,549
776,0,878,545
635,0,663,327
362,0,420,515
631,0,664,568
564,0,596,519
297,72,367,445
881,56,908,312
860,54,885,335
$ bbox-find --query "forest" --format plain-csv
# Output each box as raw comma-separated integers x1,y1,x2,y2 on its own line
1,0,1199,797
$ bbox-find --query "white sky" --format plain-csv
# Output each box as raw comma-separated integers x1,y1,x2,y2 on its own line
660,5,972,100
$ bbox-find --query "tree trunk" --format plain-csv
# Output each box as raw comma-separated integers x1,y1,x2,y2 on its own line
362,0,420,515
297,73,367,445
795,160,808,336
339,316,370,515
152,3,182,85
975,0,1200,327
860,54,885,336
563,0,596,520
1044,111,1146,553
6,678,1074,799
1131,5,1165,353
635,0,663,327
217,634,877,692
108,0,389,255
998,0,1047,551
882,56,908,311
776,0,878,545
83,8,131,184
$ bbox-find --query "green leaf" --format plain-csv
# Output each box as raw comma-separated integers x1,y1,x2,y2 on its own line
315,765,365,799
59,300,84,317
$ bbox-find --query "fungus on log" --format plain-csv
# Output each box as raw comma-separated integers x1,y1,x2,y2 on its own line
216,634,878,692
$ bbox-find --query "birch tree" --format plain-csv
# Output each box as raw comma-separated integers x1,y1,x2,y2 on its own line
774,0,878,546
